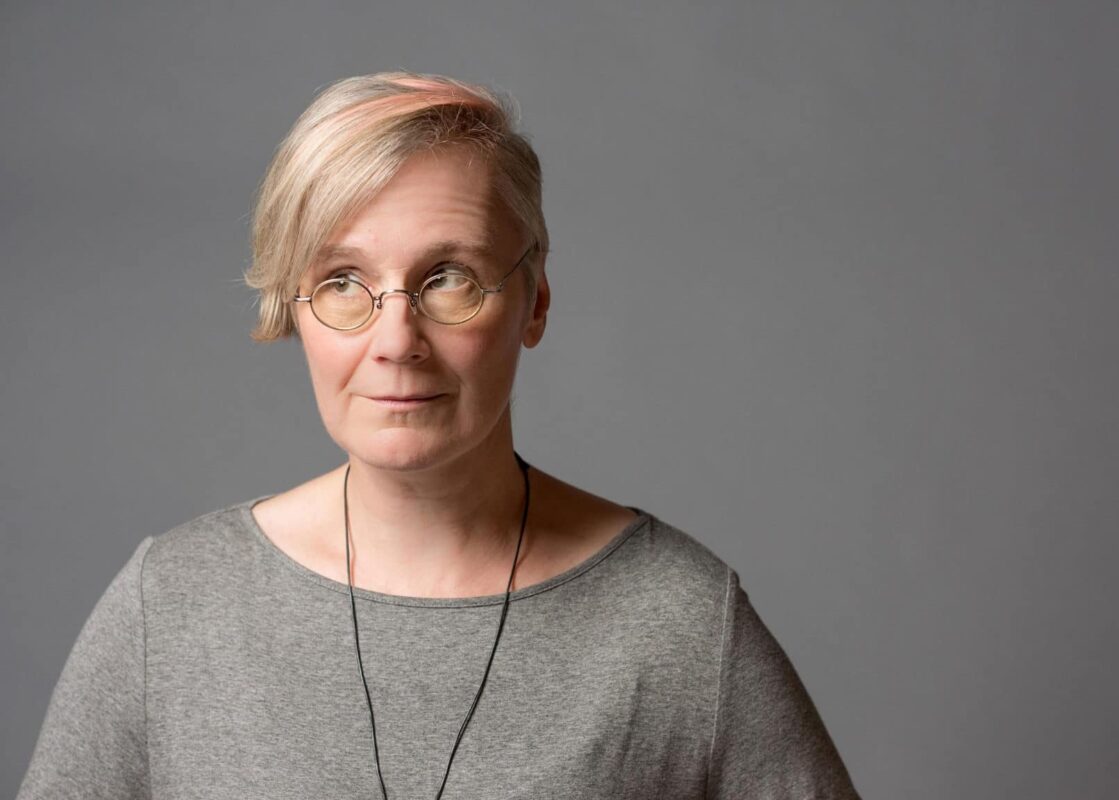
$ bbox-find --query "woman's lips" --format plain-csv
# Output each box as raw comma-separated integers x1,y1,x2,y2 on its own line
364,394,446,409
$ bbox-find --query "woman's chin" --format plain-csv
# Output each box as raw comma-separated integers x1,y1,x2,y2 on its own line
342,428,462,473
332,405,512,475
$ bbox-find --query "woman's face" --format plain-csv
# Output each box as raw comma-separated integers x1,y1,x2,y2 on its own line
294,147,548,473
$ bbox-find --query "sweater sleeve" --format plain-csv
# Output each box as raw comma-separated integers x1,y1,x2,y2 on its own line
706,567,861,799
17,536,155,800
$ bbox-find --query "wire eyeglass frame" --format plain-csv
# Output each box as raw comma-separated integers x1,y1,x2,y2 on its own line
292,243,537,330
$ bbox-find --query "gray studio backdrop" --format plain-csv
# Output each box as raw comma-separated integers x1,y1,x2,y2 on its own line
2,2,1117,798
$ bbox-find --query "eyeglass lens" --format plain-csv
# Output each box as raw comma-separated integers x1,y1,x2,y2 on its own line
311,273,485,329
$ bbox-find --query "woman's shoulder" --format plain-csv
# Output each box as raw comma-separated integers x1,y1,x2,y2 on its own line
638,513,734,586
533,469,734,606
609,512,736,613
139,495,267,586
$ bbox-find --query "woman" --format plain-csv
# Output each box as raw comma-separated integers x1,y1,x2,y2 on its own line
18,72,860,799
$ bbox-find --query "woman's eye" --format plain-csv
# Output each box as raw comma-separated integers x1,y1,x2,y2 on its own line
328,273,362,294
426,269,472,292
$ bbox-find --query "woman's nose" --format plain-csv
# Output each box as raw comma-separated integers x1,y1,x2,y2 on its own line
366,292,430,363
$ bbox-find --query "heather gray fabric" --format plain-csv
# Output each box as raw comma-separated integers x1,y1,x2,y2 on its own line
17,495,859,799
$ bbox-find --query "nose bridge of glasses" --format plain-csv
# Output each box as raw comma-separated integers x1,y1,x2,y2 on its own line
374,288,419,313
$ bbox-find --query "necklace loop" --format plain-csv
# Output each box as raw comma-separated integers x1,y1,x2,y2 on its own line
343,453,531,799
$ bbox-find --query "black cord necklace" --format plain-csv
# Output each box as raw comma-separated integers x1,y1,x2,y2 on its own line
343,453,531,800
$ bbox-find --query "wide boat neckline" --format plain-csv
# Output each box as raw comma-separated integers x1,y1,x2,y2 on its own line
238,495,653,608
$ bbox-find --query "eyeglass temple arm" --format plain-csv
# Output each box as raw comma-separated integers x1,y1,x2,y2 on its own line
484,243,538,295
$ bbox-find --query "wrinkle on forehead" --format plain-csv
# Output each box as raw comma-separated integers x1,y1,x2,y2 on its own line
317,149,517,268
314,239,497,266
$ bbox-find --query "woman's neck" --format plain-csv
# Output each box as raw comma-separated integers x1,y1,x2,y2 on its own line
338,436,530,598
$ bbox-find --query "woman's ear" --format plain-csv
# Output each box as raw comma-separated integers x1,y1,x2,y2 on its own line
522,269,550,348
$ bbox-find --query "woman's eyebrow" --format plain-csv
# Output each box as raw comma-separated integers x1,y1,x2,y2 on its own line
420,239,495,260
314,240,496,264
315,244,367,263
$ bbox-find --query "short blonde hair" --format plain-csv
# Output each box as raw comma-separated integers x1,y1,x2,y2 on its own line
243,72,549,341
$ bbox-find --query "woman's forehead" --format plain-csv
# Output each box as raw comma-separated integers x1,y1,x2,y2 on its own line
316,153,522,266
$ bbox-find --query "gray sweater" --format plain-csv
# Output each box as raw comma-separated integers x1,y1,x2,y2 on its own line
17,496,860,799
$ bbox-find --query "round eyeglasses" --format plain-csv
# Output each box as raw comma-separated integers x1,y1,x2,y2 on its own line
292,244,536,330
